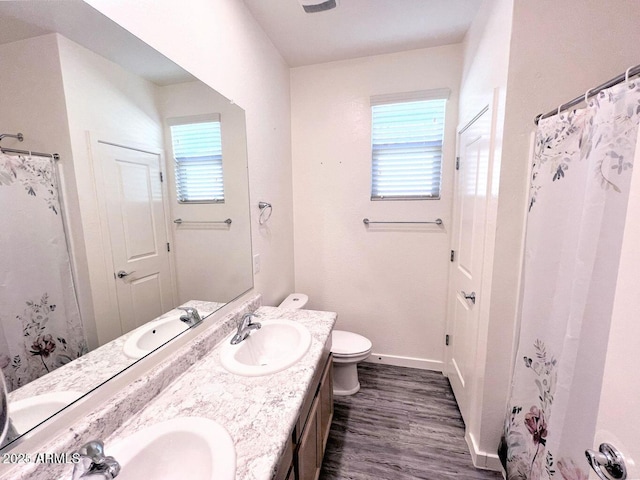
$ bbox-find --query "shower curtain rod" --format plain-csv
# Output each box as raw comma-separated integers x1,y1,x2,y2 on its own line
0,147,60,161
534,63,640,124
0,132,60,160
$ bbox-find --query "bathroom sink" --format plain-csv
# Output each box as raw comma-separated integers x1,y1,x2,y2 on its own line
108,417,235,480
10,391,83,433
220,319,311,376
123,313,188,359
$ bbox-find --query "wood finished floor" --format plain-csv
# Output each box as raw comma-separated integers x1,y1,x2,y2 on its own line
319,363,503,480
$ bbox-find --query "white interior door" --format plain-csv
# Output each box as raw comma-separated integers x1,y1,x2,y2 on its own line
587,134,640,480
98,141,175,335
447,106,492,423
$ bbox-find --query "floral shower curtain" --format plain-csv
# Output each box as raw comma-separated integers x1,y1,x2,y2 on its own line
500,79,640,480
0,152,87,392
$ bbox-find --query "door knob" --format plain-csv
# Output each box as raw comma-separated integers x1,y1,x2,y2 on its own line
461,291,476,304
586,443,627,480
116,270,135,279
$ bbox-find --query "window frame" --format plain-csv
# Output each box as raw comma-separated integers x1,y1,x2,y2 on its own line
370,88,449,201
167,113,225,204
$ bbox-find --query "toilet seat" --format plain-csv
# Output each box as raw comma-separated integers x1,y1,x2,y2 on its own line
331,330,372,357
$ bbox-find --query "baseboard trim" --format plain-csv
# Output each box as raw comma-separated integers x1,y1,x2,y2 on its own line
465,430,504,473
364,353,443,371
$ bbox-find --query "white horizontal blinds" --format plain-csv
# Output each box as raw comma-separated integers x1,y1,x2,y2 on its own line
170,118,224,203
371,89,448,200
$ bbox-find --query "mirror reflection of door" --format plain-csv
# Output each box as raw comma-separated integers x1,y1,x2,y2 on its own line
97,141,176,336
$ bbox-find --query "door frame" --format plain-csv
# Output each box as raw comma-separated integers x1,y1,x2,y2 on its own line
85,131,178,344
445,103,491,417
443,89,506,470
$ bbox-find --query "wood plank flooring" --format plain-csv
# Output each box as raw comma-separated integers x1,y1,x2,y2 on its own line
319,363,503,480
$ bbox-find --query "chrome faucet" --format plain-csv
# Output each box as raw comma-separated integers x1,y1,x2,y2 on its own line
230,312,261,345
72,440,120,479
177,307,202,327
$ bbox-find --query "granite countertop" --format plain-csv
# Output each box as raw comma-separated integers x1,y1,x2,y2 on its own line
103,306,336,480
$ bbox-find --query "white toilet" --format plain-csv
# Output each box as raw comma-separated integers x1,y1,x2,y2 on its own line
330,330,372,396
278,293,372,396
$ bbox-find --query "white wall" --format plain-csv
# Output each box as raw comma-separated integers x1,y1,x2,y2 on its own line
84,0,295,307
158,81,253,304
0,35,71,156
460,0,640,468
56,34,166,344
291,45,461,368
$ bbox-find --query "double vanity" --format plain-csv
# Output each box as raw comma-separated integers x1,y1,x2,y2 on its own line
1,295,336,480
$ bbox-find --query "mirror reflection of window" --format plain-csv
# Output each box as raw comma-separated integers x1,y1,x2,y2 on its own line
169,115,225,204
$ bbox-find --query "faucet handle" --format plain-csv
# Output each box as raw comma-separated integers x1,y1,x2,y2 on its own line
77,440,106,464
73,440,121,479
177,307,202,325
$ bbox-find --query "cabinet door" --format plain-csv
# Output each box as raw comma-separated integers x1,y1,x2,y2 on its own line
286,467,295,480
319,356,334,452
275,437,294,480
297,395,319,480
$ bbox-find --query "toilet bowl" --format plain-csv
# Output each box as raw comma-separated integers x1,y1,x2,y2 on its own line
331,330,372,396
277,293,372,397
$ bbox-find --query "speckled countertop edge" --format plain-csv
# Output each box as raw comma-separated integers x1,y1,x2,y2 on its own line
104,306,336,480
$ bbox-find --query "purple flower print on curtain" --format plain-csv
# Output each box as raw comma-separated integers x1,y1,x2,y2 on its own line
500,79,640,479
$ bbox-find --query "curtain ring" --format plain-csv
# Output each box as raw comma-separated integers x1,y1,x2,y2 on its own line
557,104,564,122
584,88,591,107
535,113,544,125
625,66,636,88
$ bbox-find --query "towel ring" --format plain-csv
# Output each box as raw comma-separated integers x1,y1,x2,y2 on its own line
258,201,272,225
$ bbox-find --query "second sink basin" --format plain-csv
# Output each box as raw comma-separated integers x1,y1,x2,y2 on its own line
10,391,83,434
220,319,311,376
123,313,188,359
108,417,235,480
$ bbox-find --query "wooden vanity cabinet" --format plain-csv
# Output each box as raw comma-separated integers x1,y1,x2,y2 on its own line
276,349,334,480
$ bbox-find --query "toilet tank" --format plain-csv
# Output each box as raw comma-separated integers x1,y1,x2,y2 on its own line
278,293,309,309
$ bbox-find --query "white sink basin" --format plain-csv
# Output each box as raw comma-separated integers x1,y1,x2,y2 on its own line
123,313,188,359
10,391,83,433
220,319,311,376
108,417,235,480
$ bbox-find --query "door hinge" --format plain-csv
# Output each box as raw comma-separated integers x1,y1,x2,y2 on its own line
166,242,170,252
450,250,455,262
445,334,450,346
159,171,164,182
455,156,460,170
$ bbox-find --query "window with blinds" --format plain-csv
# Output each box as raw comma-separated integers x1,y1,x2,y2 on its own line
370,90,448,200
169,116,224,203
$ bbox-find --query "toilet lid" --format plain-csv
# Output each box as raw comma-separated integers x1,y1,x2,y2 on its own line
331,330,372,356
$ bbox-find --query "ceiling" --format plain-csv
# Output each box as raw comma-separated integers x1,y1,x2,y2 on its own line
243,0,483,67
0,0,195,85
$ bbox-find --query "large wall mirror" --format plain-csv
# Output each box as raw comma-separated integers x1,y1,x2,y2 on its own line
0,0,253,447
